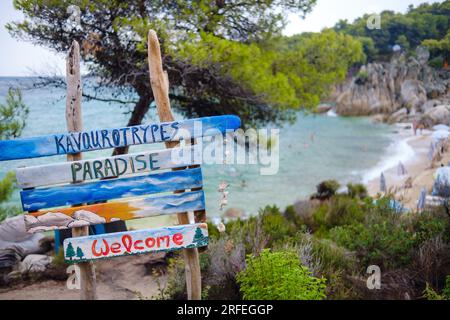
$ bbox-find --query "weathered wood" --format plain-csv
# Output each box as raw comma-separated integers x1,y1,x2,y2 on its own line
63,223,208,263
66,40,97,300
16,145,201,188
21,167,203,211
148,29,202,300
0,115,240,161
24,190,205,232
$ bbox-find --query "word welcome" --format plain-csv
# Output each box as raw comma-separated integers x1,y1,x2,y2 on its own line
64,224,208,262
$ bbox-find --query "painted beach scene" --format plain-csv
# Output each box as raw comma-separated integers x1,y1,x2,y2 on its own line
0,0,449,303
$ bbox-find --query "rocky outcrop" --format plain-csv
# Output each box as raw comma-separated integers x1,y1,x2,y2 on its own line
334,47,449,125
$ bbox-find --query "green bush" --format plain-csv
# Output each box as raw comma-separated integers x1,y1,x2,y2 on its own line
311,180,340,200
236,249,327,300
346,183,368,199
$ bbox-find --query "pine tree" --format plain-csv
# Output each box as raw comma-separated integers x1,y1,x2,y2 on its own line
66,242,75,260
76,247,84,260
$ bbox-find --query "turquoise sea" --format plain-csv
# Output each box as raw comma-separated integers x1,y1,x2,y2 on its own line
0,77,397,221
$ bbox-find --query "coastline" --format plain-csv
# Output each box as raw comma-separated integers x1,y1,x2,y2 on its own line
366,122,450,209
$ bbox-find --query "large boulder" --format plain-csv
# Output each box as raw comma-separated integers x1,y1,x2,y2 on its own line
386,108,408,124
420,105,450,127
400,80,427,111
0,216,46,255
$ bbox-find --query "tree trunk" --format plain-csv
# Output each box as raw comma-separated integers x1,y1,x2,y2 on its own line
113,92,152,155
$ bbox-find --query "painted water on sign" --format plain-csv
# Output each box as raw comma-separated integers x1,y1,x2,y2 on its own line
25,190,205,232
0,78,397,219
63,223,208,262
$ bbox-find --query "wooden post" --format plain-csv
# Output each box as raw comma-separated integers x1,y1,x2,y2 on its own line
147,30,202,300
66,40,98,300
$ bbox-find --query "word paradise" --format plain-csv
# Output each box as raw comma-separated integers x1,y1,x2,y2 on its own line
63,224,208,262
71,152,160,182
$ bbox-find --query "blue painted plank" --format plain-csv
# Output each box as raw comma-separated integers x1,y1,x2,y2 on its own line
63,223,209,263
24,190,206,233
0,115,241,161
21,167,203,211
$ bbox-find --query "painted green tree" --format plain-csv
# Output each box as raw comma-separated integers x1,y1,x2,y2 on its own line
192,227,208,247
66,242,76,260
76,247,85,260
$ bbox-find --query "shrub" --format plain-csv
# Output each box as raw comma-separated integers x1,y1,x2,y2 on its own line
346,183,368,199
311,180,340,200
236,249,327,300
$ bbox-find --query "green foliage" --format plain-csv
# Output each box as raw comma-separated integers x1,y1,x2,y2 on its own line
0,172,21,223
334,2,450,61
236,249,327,300
346,183,368,199
423,276,450,300
9,0,317,127
0,88,28,140
329,202,448,269
422,30,450,65
311,180,341,200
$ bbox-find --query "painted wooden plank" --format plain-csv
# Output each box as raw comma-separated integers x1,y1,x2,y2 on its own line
63,223,208,263
20,167,203,211
0,115,240,161
16,145,201,188
24,190,205,233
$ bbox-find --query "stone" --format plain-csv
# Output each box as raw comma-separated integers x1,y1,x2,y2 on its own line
400,80,427,111
387,108,408,124
315,104,332,113
18,254,53,274
224,207,245,219
421,105,450,127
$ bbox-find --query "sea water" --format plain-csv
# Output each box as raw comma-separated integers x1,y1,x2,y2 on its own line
0,77,399,219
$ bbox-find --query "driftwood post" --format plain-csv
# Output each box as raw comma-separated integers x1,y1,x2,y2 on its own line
66,40,98,300
147,30,202,300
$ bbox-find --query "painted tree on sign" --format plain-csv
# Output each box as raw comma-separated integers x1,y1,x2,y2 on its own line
66,242,76,260
76,247,84,260
192,227,207,247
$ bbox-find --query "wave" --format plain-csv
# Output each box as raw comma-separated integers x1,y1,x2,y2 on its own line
361,135,416,184
326,109,338,117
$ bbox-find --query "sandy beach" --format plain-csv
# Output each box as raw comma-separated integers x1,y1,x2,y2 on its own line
366,122,450,210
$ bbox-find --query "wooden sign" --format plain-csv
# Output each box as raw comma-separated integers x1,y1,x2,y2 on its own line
24,190,205,232
16,145,201,188
20,167,203,211
0,115,240,160
63,223,208,263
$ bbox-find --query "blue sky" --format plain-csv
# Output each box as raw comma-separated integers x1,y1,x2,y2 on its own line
0,0,443,76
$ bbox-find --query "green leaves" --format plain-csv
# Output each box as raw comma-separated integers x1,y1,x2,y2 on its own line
0,88,29,140
236,249,327,300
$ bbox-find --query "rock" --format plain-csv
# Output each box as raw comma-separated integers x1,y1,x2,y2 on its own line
73,210,106,224
67,220,90,228
224,208,245,219
400,80,427,111
0,216,46,255
421,99,442,113
334,46,448,119
315,104,332,113
420,105,450,127
18,254,52,274
25,212,74,229
386,108,408,124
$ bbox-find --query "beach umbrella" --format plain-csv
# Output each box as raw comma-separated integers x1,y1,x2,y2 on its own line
433,124,450,131
417,187,427,212
432,130,450,141
380,172,387,193
397,161,407,176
